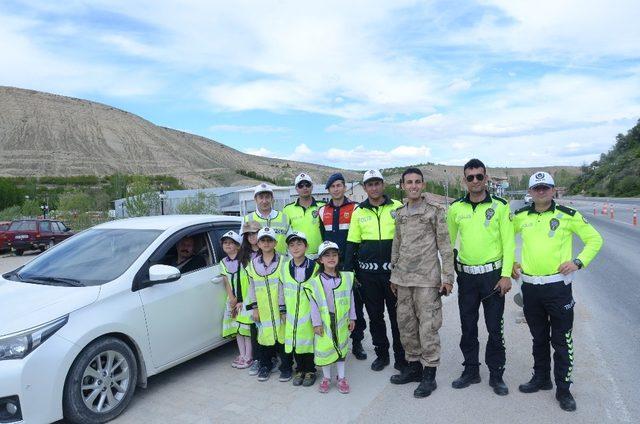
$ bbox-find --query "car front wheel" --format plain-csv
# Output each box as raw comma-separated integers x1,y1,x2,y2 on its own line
63,337,138,423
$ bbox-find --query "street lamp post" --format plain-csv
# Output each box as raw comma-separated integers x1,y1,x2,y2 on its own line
159,189,167,215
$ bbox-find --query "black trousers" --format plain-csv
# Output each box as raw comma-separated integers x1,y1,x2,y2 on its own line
350,283,367,343
358,271,405,362
457,268,506,374
258,342,293,372
522,281,574,390
294,352,316,373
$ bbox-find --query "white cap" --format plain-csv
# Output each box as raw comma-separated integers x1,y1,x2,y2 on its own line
220,230,242,245
363,169,384,184
317,240,340,256
529,171,555,189
286,231,307,243
294,173,313,186
254,183,274,197
257,227,277,241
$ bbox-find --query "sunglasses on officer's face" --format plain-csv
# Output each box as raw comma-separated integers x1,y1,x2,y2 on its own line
297,182,312,189
465,173,485,182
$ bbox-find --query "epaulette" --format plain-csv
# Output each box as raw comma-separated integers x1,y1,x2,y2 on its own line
491,195,508,205
514,206,530,215
556,204,577,216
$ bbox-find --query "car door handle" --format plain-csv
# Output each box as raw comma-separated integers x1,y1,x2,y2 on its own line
210,277,224,284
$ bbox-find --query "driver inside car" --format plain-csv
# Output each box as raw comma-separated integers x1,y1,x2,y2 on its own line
170,236,207,273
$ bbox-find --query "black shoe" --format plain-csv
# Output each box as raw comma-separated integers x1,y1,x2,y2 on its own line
518,374,553,393
257,367,270,381
390,361,422,385
352,341,367,360
451,367,481,389
371,356,390,371
278,369,292,382
489,374,509,396
556,389,577,412
414,367,437,398
302,372,317,387
292,371,304,386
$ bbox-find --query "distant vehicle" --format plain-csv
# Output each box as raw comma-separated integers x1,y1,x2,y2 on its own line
524,194,533,205
5,219,74,256
0,215,240,423
0,221,12,253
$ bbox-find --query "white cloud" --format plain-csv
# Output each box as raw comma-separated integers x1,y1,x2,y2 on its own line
243,147,275,157
210,124,289,134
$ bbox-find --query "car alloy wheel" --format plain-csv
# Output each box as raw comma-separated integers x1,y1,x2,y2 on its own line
64,337,138,423
81,350,131,413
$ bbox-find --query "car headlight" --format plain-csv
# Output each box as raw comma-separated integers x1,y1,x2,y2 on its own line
0,315,68,361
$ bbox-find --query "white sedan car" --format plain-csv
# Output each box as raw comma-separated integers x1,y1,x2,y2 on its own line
0,215,241,423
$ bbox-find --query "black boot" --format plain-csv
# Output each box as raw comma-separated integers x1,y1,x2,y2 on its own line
518,373,553,393
394,357,409,371
370,356,390,371
390,361,422,384
352,340,367,360
489,373,509,396
414,367,437,398
451,366,481,389
556,388,577,412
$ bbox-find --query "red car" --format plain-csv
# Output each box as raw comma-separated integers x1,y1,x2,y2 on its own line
0,220,12,253
5,219,74,255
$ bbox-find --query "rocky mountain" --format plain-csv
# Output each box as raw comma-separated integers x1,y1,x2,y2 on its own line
0,86,359,188
0,86,579,189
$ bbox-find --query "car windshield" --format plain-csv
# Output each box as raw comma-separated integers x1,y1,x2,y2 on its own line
9,220,37,231
10,228,162,286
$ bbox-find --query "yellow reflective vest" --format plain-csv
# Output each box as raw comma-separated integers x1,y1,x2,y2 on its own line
281,258,318,354
246,255,286,346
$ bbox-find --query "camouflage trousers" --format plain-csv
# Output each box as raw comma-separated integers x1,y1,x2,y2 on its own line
397,286,443,367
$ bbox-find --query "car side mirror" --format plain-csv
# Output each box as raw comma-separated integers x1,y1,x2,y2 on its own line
147,264,181,285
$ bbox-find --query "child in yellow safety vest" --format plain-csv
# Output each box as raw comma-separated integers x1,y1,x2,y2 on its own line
282,231,318,387
220,231,253,368
306,241,356,394
239,221,262,376
245,227,292,382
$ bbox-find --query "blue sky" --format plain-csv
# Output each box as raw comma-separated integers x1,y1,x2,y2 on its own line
1,0,639,169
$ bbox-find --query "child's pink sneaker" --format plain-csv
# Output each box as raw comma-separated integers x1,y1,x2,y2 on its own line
236,358,252,369
318,377,331,393
337,378,350,394
231,355,242,368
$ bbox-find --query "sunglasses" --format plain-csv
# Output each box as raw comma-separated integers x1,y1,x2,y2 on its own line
531,185,552,191
297,181,312,188
465,173,485,182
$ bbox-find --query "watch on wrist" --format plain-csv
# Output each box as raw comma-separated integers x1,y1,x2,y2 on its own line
572,258,583,269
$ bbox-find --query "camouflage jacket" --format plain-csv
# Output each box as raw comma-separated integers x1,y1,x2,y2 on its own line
390,197,455,287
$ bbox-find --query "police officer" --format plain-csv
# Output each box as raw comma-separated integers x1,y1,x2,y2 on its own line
345,170,406,371
283,173,325,257
447,158,514,395
513,171,603,412
243,183,289,255
318,173,367,360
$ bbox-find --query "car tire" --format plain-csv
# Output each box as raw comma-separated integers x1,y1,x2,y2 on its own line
41,240,54,252
63,337,138,424
14,249,23,256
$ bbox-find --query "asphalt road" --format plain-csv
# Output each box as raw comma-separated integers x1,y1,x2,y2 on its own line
1,203,638,423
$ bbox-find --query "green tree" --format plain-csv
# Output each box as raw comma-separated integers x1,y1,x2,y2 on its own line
0,178,23,209
0,206,22,220
58,191,93,214
176,192,219,214
124,176,160,217
21,199,42,217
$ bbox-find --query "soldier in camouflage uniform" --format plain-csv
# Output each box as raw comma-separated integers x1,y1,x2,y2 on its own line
389,167,454,398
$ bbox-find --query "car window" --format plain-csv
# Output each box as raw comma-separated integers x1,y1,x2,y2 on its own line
159,230,214,275
11,228,162,286
0,224,8,231
57,222,69,232
39,221,52,232
9,220,37,231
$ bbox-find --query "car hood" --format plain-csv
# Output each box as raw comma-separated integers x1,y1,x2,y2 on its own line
0,279,101,336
